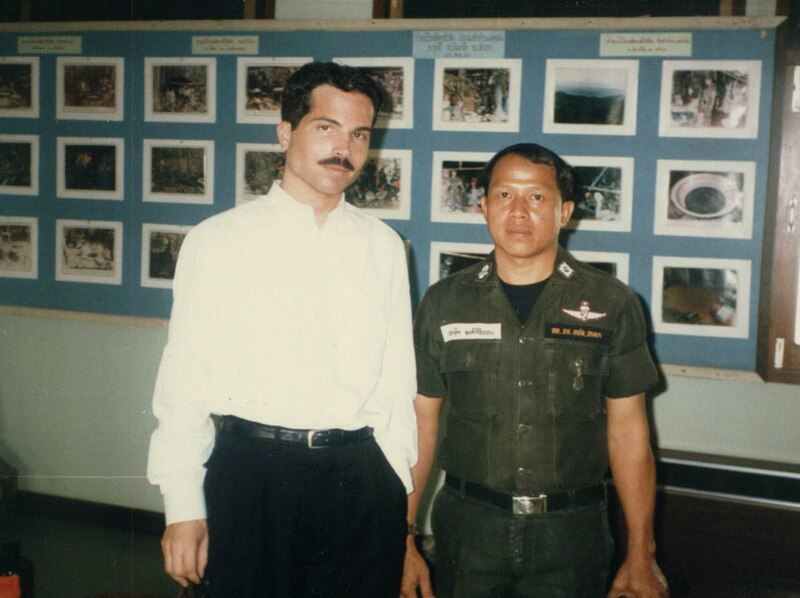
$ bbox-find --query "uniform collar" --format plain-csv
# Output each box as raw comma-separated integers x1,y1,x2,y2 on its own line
550,247,582,285
466,246,580,287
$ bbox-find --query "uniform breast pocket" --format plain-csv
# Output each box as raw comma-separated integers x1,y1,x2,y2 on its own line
440,341,500,419
544,341,609,420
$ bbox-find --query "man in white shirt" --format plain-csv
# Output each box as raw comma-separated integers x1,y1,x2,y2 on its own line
147,62,418,597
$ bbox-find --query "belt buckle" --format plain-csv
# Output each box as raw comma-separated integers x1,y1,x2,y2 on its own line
307,429,323,449
512,494,547,515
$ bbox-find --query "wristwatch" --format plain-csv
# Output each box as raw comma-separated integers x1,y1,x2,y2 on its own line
407,522,419,536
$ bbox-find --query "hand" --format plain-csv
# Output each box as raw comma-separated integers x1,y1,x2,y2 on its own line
607,556,668,598
161,519,209,588
400,536,435,597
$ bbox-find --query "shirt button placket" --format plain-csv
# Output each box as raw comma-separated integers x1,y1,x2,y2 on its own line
515,332,535,491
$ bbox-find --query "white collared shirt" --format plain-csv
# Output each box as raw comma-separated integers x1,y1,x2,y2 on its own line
147,183,418,524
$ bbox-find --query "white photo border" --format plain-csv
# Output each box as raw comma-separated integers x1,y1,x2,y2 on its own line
654,159,756,239
543,58,639,136
652,255,751,339
56,56,124,121
429,241,493,286
144,56,217,123
0,216,38,280
572,250,630,284
333,56,415,129
235,142,283,205
433,58,521,133
56,136,124,201
236,56,312,125
562,155,634,232
142,138,215,205
0,134,39,196
141,222,193,289
345,148,412,221
430,150,494,224
55,219,123,285
658,59,761,139
0,56,39,118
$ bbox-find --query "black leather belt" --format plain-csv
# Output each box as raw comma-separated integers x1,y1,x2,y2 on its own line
219,415,373,449
445,473,605,515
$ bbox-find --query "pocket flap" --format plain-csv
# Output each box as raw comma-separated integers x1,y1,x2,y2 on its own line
441,341,501,372
545,341,608,376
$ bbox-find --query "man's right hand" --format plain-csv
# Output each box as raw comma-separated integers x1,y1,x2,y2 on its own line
161,518,209,587
401,536,435,597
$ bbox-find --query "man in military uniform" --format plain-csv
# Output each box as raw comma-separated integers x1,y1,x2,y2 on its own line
401,143,668,598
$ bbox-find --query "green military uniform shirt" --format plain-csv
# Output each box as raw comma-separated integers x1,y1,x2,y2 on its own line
414,247,659,494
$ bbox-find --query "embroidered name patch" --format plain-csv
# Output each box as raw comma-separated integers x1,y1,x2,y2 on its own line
546,323,612,345
441,322,502,342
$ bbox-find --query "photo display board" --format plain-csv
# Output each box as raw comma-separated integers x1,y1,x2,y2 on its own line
0,19,780,371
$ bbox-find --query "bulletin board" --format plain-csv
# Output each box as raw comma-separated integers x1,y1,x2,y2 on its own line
0,17,783,372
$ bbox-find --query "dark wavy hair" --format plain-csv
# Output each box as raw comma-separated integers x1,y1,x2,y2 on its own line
478,143,574,202
280,61,391,129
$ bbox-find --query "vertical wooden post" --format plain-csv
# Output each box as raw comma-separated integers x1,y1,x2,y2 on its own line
390,0,403,19
244,0,275,19
373,0,402,19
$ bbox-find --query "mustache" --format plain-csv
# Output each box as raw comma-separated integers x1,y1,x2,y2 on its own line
318,156,355,171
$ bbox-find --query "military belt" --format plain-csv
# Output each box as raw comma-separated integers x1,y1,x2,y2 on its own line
445,473,605,515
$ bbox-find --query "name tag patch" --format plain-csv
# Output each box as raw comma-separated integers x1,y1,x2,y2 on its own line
546,323,612,345
441,322,502,342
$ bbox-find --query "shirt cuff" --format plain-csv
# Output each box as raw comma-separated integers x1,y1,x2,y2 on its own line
162,482,207,525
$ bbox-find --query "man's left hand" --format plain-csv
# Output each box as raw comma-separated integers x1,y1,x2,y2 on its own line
607,556,668,598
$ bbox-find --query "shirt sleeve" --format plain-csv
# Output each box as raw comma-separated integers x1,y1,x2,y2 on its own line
146,226,218,524
413,289,448,399
370,236,419,494
604,291,659,399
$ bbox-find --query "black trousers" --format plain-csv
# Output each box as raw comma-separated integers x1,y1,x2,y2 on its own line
202,426,407,597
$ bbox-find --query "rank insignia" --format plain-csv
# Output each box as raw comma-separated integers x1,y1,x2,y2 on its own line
477,263,491,281
562,300,607,322
557,261,574,279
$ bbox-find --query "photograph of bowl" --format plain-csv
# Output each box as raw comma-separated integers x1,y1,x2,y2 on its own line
669,172,742,219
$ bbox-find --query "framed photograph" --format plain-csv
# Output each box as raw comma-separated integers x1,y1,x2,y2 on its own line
430,151,493,224
659,60,761,139
0,216,37,279
145,57,216,123
141,223,192,289
143,139,214,205
571,250,629,284
543,59,638,136
0,56,38,118
652,256,751,339
333,57,414,128
433,58,521,132
654,160,756,239
56,56,124,121
345,148,412,220
55,219,123,285
235,142,284,205
562,155,634,232
236,57,310,124
56,137,124,200
0,134,39,196
429,241,493,285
